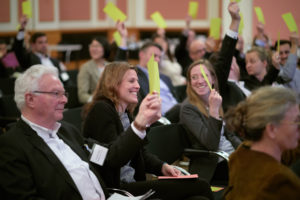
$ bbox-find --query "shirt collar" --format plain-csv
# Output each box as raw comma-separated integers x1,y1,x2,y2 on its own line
21,115,61,139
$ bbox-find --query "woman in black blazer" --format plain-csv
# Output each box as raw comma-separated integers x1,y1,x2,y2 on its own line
82,62,214,200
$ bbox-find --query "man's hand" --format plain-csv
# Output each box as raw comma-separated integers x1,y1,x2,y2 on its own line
228,2,240,32
20,15,28,30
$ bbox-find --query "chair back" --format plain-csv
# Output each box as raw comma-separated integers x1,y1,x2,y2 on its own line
145,124,190,164
62,107,83,131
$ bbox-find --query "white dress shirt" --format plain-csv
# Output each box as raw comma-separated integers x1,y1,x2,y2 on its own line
21,115,105,200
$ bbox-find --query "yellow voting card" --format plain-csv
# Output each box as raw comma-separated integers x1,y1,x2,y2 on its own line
209,18,221,40
254,7,265,24
113,31,121,47
103,2,127,22
282,12,298,33
151,11,167,29
147,54,160,94
200,65,212,91
22,0,32,18
238,12,244,35
188,1,198,19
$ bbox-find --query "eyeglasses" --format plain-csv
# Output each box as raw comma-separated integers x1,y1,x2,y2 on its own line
280,121,300,129
32,91,69,98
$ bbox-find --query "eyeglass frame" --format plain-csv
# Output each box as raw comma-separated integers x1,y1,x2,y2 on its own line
32,90,69,98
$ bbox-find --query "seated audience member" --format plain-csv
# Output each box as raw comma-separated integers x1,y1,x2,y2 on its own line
0,65,107,199
77,36,110,104
273,32,300,95
136,42,178,115
180,59,241,184
82,62,214,200
12,15,72,85
152,33,186,86
0,39,21,78
224,86,300,199
77,21,128,104
242,46,279,91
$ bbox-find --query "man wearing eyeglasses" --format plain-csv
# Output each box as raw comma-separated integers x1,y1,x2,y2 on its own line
0,64,166,200
274,32,300,96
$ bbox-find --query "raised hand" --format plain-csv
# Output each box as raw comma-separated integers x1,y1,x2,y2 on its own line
20,15,28,30
134,92,162,129
208,89,222,119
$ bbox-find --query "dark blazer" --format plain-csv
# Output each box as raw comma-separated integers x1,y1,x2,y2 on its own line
12,37,73,85
0,119,108,200
136,66,178,102
212,34,246,112
83,98,164,188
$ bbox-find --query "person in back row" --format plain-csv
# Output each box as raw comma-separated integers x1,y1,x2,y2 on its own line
13,15,72,86
136,42,179,115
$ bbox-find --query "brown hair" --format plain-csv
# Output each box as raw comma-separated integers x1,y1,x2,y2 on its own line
83,62,137,118
186,59,223,118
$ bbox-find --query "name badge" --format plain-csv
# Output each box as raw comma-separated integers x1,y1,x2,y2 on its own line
89,144,108,166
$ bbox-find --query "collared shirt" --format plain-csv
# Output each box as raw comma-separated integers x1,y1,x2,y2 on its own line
21,115,105,200
138,66,178,115
228,79,251,97
34,52,56,68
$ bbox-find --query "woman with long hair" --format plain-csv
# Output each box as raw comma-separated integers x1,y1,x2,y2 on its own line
82,62,214,200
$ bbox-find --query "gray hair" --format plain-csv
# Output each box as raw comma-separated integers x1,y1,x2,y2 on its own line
225,86,298,141
14,65,59,110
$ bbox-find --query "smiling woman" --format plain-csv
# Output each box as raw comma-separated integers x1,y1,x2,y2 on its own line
81,62,214,199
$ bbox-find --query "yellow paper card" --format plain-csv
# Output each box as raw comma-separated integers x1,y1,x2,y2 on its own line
230,0,241,2
151,11,167,29
277,31,280,52
188,1,198,19
211,186,224,192
254,7,265,24
200,65,212,91
22,0,32,18
282,12,298,33
113,31,121,47
147,54,160,94
209,18,221,40
238,12,244,35
103,2,127,22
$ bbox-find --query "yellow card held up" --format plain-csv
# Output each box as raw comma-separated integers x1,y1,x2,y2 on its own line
151,11,167,29
22,0,32,18
254,7,265,24
230,0,241,2
200,65,212,91
209,18,221,40
113,31,121,47
238,12,244,35
188,1,198,19
147,54,160,94
211,186,224,192
282,12,298,33
103,2,127,22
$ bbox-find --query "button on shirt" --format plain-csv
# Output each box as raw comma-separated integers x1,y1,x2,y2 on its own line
21,115,105,200
138,66,178,115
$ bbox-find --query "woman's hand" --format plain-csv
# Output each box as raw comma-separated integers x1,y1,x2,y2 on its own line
161,163,181,176
208,89,222,118
135,92,162,128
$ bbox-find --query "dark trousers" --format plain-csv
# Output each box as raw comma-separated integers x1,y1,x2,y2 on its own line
120,178,213,200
